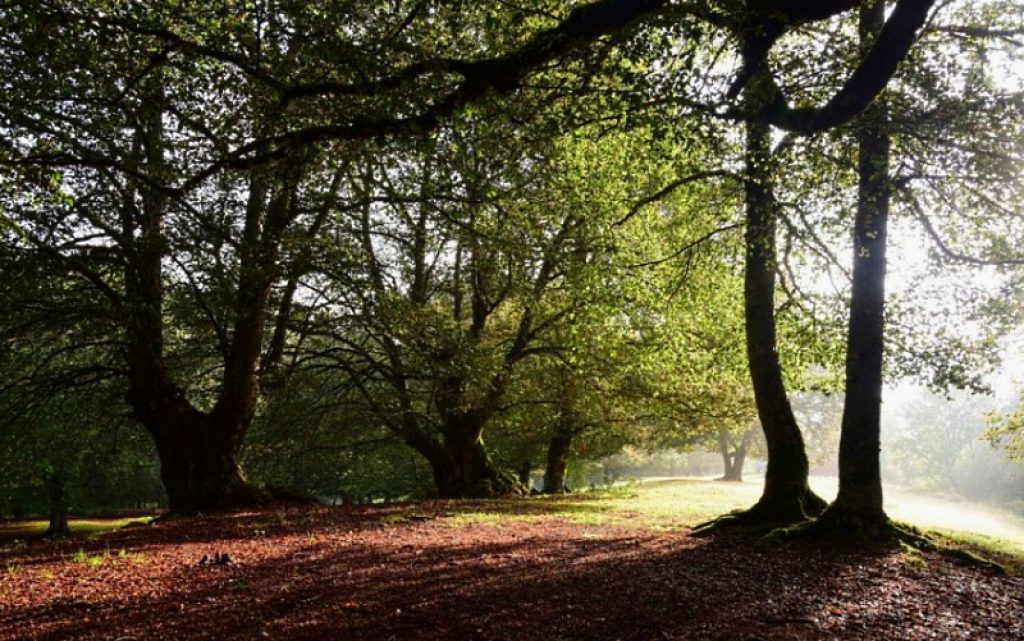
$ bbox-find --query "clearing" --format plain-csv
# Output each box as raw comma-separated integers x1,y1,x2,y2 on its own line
1,478,1022,641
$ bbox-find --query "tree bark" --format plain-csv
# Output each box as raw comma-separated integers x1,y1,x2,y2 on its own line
43,468,70,538
820,0,890,529
144,402,262,513
423,428,520,498
741,91,825,521
543,431,573,494
518,461,533,488
121,120,295,512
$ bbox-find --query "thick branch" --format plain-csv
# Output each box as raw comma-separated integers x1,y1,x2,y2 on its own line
764,0,936,133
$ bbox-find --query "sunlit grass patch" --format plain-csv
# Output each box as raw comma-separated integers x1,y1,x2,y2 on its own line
585,478,763,530
928,529,1024,575
561,511,614,526
420,479,762,531
443,512,504,527
0,516,154,545
69,545,147,569
524,477,1024,568
439,510,544,528
116,548,147,564
619,477,1024,572
72,547,108,568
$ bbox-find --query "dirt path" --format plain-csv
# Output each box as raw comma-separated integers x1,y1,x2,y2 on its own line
1,502,1021,641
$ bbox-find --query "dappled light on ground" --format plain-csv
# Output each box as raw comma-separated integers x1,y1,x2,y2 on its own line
1,482,1023,640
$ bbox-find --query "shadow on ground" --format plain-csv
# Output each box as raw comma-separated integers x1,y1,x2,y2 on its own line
1,502,1021,641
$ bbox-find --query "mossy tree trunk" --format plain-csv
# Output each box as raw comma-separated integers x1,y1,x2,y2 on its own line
423,427,521,498
142,400,263,513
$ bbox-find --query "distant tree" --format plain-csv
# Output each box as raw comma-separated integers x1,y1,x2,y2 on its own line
0,380,160,535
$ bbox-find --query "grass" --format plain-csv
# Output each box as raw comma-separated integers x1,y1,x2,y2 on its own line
0,516,154,545
439,511,543,528
422,477,1024,572
69,545,146,569
73,547,109,568
435,479,764,531
928,529,1024,574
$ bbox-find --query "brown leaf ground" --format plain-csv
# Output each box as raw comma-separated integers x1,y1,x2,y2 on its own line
1,493,1022,641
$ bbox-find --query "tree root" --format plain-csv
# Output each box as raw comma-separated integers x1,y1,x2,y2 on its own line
691,489,826,537
941,547,1007,574
763,514,1007,574
691,510,776,537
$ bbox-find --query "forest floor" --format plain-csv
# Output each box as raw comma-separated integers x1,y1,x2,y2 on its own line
1,478,1023,641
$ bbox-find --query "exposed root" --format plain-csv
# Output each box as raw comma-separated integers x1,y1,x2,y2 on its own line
690,511,746,536
691,489,824,537
942,548,1007,575
692,507,807,537
765,511,915,547
763,513,1007,574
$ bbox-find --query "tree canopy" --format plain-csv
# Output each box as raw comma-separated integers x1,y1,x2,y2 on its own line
0,0,1021,544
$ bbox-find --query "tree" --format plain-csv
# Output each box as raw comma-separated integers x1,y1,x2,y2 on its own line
0,5,348,510
738,97,828,522
770,0,1024,541
716,424,758,482
2,0,684,509
302,123,609,497
683,0,945,532
0,0,1000,517
814,0,894,532
0,366,160,535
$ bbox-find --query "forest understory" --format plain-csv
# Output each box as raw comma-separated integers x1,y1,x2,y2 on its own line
2,495,1021,641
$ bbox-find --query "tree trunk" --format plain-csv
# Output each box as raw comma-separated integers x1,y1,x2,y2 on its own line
119,103,265,514
121,160,297,513
43,469,70,538
543,432,573,494
718,429,753,482
742,103,825,522
731,447,747,482
424,429,520,499
517,461,533,489
717,429,748,482
146,403,263,513
820,0,890,530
